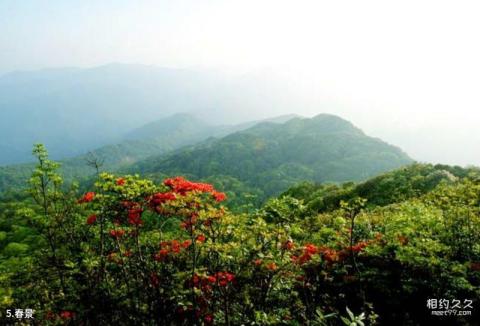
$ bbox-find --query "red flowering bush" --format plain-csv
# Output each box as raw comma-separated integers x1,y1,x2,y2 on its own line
78,191,95,203
86,214,97,225
10,171,408,324
9,146,479,325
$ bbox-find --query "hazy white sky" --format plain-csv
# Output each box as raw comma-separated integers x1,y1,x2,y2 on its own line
1,0,479,166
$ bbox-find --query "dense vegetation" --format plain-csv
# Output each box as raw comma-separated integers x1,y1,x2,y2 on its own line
282,163,479,213
129,115,412,202
1,145,478,325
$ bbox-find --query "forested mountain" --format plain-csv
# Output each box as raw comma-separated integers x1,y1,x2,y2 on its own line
128,114,413,200
0,113,297,195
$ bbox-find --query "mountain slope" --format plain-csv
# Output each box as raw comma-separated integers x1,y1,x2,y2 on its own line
0,113,299,194
281,163,480,213
128,114,413,199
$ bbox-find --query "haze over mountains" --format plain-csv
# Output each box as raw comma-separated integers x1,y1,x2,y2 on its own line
0,62,417,200
0,64,307,165
0,113,297,192
1,63,479,167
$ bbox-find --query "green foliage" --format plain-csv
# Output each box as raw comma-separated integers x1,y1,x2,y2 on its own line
127,115,413,203
0,145,479,325
283,163,480,213
341,307,365,326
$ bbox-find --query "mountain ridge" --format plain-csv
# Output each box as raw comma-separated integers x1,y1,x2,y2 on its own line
0,113,301,194
126,114,413,202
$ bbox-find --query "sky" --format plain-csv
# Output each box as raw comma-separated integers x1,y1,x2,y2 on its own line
0,0,479,166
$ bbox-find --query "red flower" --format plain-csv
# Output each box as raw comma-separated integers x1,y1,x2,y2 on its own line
109,229,125,239
215,271,235,286
225,273,235,282
266,262,278,271
219,280,227,286
171,240,181,253
164,176,214,195
182,240,192,248
78,192,95,203
298,253,312,265
151,192,176,205
128,208,143,225
86,214,97,225
196,234,206,243
202,284,213,293
192,274,201,287
254,259,263,266
282,240,294,250
204,314,214,324
212,191,227,202
322,249,339,263
116,178,125,186
207,275,216,283
351,241,369,253
304,243,318,255
154,249,169,261
294,243,320,265
60,311,75,319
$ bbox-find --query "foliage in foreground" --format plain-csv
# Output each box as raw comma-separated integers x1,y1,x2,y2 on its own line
0,145,479,325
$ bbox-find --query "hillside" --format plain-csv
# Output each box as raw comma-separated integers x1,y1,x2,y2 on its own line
0,113,298,195
282,163,480,213
129,114,413,200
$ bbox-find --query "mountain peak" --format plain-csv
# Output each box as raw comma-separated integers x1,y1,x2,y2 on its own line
241,113,364,139
129,113,413,200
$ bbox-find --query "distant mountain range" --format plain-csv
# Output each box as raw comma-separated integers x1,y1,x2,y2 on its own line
0,63,305,165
